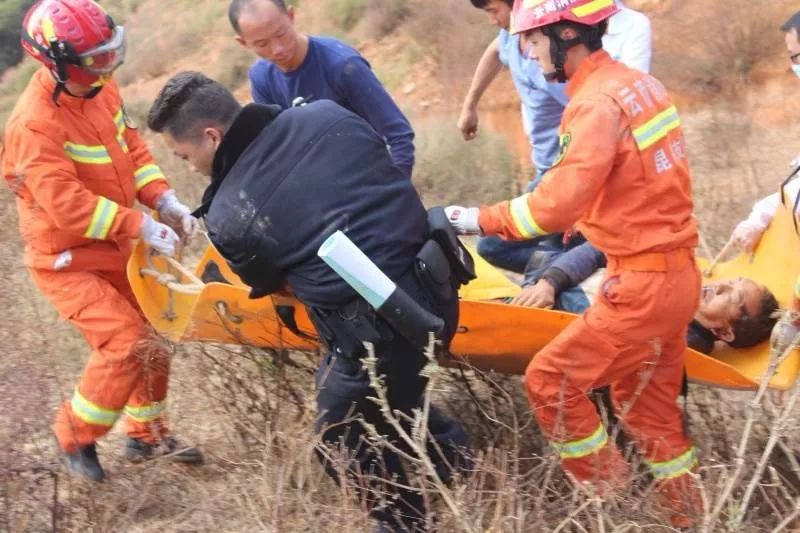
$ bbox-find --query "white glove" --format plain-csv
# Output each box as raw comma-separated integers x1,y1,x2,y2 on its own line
156,190,199,238
141,214,181,257
730,192,779,252
444,205,481,235
730,219,766,253
770,310,800,356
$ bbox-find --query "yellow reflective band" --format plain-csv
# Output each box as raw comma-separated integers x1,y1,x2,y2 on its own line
633,105,681,151
27,7,42,39
510,194,546,238
134,164,166,191
114,110,129,153
124,402,166,423
84,197,119,239
572,0,615,17
551,424,608,459
645,447,698,480
64,142,112,165
71,389,121,427
41,15,56,43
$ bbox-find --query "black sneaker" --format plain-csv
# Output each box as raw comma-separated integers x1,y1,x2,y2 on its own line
123,437,204,464
61,443,105,482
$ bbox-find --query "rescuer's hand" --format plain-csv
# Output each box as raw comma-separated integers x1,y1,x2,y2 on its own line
770,310,800,357
511,279,556,308
157,190,198,240
444,205,481,235
141,214,181,257
730,219,766,253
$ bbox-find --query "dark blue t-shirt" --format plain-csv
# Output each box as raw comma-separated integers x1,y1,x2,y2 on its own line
249,36,415,178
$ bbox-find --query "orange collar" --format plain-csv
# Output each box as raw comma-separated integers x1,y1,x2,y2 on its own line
34,67,93,109
566,49,614,99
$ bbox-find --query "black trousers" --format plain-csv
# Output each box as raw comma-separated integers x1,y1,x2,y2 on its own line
312,270,468,530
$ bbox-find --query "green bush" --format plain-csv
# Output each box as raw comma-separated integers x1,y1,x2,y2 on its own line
0,0,37,73
411,111,525,207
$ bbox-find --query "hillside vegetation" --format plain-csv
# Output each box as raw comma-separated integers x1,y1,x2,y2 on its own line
0,0,36,73
2,1,800,531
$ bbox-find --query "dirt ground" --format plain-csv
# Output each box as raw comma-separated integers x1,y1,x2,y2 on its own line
3,95,800,530
3,0,800,530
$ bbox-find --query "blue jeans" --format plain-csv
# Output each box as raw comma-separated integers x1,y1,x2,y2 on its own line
477,234,563,273
522,248,593,314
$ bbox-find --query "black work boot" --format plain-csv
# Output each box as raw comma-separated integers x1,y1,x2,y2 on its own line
61,443,105,482
123,437,204,464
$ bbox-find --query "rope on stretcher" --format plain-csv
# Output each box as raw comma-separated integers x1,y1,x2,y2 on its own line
138,250,242,326
139,252,204,294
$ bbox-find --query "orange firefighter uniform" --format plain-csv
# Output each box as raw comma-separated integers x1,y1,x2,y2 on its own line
479,50,701,524
2,67,172,453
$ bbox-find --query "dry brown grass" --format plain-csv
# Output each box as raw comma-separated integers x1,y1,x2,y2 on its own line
3,0,800,531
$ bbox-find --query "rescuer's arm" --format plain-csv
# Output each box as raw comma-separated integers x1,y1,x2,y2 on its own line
478,96,619,239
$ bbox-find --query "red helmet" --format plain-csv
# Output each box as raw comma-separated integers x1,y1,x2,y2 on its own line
21,0,126,87
511,0,620,36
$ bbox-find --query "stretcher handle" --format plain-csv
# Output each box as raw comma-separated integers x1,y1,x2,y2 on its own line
702,238,735,278
138,267,204,294
214,300,243,324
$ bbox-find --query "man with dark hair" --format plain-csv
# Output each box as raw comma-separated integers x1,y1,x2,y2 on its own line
781,10,800,35
729,9,800,353
513,242,779,353
229,0,286,32
459,0,651,274
227,0,415,179
725,287,780,348
148,71,470,532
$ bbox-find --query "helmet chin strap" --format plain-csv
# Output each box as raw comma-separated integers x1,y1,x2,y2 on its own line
21,33,106,105
55,81,103,103
541,24,603,83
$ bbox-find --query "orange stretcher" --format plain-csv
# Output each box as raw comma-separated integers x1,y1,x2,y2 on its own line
128,201,800,391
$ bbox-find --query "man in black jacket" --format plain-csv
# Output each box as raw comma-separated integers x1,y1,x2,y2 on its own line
147,71,469,531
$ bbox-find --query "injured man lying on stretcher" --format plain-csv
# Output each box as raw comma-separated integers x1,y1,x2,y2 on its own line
511,242,780,355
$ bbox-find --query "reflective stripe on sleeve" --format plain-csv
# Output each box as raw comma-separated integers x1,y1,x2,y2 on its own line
83,196,119,239
632,106,681,151
510,194,546,238
134,164,165,191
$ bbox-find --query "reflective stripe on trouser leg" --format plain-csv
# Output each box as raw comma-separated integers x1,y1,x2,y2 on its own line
644,446,698,479
525,264,700,488
71,389,122,426
32,269,157,452
123,337,171,441
551,424,608,460
124,401,167,423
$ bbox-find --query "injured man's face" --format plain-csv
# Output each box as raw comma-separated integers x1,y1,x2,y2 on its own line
694,278,779,346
